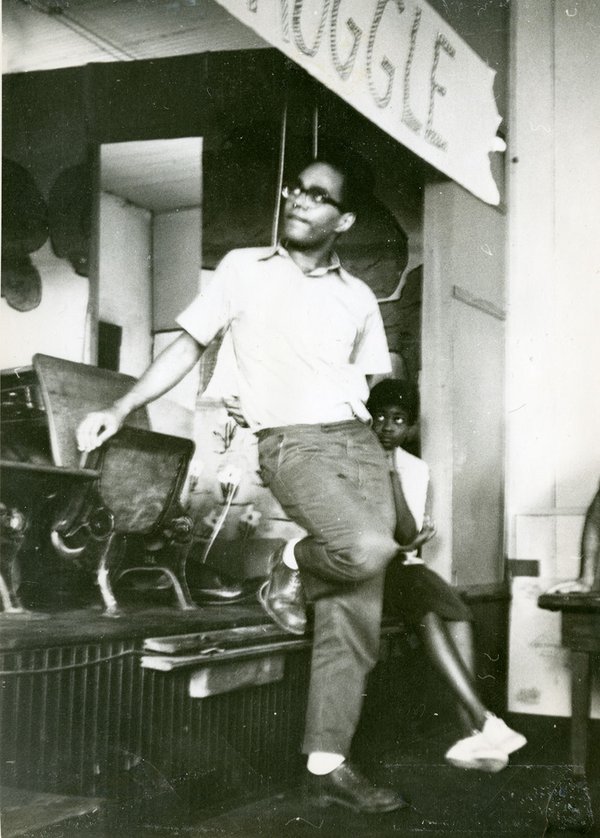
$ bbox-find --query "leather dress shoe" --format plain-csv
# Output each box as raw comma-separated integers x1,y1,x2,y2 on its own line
257,545,306,635
306,761,408,813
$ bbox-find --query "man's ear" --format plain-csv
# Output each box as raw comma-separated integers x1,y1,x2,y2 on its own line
335,211,356,234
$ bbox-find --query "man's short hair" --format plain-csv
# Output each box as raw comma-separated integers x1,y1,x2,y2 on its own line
367,378,419,424
299,147,375,212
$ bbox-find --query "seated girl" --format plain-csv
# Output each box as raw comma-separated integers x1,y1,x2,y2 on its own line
367,379,527,773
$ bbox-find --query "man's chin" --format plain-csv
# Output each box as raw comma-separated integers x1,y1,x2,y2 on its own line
282,233,312,250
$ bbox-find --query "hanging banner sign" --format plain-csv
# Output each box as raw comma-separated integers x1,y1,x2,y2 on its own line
213,0,505,204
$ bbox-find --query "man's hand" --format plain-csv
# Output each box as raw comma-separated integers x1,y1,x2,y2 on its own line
76,333,206,453
76,406,126,453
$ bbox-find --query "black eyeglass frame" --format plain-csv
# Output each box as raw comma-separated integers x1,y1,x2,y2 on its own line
281,183,344,211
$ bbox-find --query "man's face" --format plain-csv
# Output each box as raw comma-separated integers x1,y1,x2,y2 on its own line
282,162,355,249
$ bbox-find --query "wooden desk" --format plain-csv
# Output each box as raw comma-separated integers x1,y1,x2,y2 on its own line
0,459,99,613
2,355,196,615
538,592,600,776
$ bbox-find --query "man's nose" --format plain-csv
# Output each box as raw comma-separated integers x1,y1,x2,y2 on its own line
292,190,310,208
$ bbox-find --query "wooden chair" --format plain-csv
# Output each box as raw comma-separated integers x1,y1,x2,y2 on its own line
33,352,151,469
32,354,197,614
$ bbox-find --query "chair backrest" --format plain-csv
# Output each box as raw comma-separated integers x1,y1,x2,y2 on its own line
97,426,194,535
33,354,195,535
33,353,150,469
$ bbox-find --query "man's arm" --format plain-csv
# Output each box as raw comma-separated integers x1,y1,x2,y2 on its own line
76,332,205,452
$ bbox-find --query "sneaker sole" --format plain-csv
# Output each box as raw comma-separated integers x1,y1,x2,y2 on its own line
257,581,306,636
312,792,408,813
445,755,508,774
487,732,528,755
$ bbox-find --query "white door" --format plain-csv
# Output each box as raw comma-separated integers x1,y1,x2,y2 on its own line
421,181,506,587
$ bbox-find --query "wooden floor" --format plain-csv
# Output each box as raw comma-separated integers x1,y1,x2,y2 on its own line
1,787,103,838
3,716,598,837
1,598,596,836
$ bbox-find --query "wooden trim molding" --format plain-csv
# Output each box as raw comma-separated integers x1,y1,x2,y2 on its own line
452,284,506,321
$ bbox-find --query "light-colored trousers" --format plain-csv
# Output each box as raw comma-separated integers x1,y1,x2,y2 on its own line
257,419,397,756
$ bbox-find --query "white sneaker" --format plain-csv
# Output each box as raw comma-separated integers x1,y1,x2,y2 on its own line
481,714,527,755
445,732,508,773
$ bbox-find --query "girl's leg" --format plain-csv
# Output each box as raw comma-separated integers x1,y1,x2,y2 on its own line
446,619,478,734
415,612,488,732
416,612,527,772
446,619,475,674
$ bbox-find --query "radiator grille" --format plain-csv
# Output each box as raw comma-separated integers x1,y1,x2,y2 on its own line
0,639,310,812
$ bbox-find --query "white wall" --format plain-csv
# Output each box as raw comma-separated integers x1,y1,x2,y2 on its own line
148,330,198,442
150,206,202,439
553,2,600,508
506,0,600,718
153,207,202,332
98,192,152,376
421,183,506,586
0,242,89,369
506,0,600,574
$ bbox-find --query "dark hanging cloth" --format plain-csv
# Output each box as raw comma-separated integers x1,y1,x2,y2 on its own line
1,157,48,312
202,124,280,270
337,196,408,299
48,162,93,277
378,265,423,383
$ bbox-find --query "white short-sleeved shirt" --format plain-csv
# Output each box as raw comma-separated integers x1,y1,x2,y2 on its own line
392,446,430,563
177,246,392,431
392,447,430,531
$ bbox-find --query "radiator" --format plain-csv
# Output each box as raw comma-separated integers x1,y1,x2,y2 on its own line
0,639,310,813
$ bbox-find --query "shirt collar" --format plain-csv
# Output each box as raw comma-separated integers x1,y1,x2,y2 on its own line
259,243,348,281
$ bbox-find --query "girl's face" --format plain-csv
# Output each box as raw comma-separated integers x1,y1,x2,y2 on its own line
371,405,412,451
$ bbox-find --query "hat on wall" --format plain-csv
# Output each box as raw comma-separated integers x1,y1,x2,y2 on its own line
1,256,42,312
1,157,48,312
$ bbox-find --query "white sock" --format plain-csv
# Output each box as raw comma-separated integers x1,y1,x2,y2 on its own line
282,537,302,570
306,752,345,775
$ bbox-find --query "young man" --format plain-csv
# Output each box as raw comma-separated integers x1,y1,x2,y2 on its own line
77,156,407,813
368,379,527,772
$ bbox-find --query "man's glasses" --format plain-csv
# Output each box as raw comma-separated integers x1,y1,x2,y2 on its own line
282,183,343,210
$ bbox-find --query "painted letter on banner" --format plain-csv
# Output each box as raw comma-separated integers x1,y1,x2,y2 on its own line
212,0,504,205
